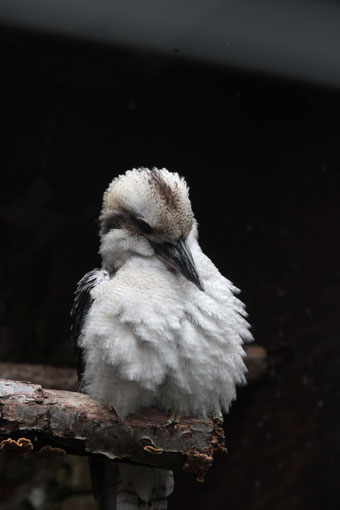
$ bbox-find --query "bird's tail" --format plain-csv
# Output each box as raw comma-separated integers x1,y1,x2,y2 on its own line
116,463,174,510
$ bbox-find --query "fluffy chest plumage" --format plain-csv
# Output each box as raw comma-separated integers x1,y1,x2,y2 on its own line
80,241,251,419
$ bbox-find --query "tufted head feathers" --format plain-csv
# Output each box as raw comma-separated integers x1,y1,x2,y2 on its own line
100,167,194,244
100,167,203,291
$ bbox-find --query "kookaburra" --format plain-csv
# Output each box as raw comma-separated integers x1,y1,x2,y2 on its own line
71,167,252,510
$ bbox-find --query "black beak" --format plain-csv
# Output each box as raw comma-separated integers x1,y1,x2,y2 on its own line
150,237,204,291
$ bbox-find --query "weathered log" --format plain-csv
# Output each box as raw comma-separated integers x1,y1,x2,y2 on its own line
244,345,268,382
0,362,78,391
0,345,267,391
0,378,225,481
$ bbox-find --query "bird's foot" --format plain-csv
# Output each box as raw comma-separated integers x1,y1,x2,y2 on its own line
162,410,180,428
105,404,122,422
213,410,224,425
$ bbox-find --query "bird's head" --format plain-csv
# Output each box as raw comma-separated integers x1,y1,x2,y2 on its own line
99,167,204,291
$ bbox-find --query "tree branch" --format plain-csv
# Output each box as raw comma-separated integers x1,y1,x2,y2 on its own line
0,362,78,391
0,346,266,480
0,378,225,481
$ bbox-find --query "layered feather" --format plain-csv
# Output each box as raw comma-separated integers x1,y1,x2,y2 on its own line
79,223,252,419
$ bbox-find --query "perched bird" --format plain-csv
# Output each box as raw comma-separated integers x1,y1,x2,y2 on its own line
71,167,253,510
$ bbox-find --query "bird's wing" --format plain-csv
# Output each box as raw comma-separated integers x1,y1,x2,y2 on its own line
71,268,116,509
71,268,110,383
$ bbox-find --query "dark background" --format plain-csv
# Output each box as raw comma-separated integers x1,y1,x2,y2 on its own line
0,25,340,510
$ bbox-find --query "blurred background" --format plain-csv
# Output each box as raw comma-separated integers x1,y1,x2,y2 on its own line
0,1,340,509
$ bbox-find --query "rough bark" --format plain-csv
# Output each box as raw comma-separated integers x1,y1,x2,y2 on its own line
244,345,268,382
0,346,266,479
0,345,266,392
0,378,225,481
0,362,78,391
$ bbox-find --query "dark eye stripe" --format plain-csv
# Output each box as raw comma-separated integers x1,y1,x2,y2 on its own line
100,211,153,236
135,217,153,235
100,213,124,234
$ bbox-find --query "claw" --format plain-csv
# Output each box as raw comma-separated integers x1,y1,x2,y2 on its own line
105,405,122,422
162,411,180,428
213,410,224,424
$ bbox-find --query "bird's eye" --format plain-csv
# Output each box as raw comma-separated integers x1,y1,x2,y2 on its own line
136,217,153,234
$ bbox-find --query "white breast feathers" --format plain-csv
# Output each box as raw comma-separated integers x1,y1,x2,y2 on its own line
79,225,253,419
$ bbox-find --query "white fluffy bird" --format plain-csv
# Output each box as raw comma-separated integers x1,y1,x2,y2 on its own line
71,167,253,510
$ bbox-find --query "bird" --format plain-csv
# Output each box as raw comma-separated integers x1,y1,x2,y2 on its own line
71,167,253,510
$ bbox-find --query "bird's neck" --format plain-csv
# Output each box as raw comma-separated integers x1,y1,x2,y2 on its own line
99,229,154,273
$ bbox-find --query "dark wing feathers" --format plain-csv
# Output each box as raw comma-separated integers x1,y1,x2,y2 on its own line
71,268,116,507
71,268,110,383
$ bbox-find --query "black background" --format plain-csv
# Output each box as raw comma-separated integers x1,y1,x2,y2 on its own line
0,26,340,510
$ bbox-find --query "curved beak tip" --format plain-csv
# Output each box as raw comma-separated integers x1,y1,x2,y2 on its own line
150,237,205,292
196,279,205,292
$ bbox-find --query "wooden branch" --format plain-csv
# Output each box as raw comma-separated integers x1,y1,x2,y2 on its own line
0,345,267,392
244,345,268,382
0,378,225,481
0,362,78,391
0,346,266,479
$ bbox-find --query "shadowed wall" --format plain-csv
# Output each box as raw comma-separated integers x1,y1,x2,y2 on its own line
0,28,339,510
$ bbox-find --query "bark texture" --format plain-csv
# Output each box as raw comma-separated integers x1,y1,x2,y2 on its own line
0,378,225,480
